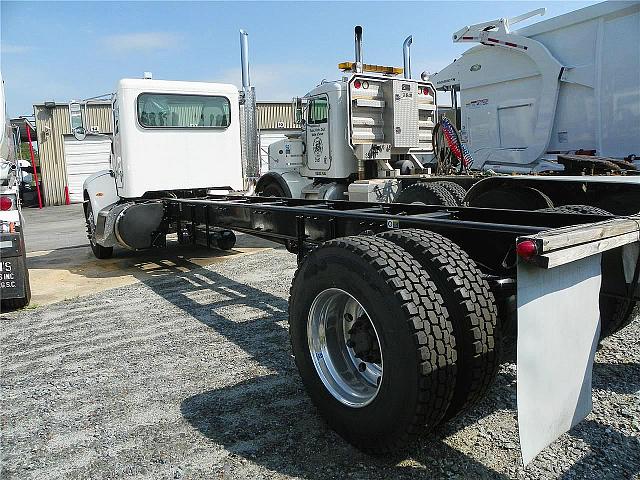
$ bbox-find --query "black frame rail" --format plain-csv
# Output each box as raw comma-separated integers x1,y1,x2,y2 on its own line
164,195,612,273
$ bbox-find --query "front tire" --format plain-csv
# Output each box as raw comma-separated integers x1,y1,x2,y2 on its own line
84,199,113,259
289,236,457,453
257,181,287,198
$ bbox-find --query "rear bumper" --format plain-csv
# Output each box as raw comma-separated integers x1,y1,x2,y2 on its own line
0,232,27,300
0,209,21,227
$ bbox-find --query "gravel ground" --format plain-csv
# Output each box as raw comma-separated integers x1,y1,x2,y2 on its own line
1,248,639,479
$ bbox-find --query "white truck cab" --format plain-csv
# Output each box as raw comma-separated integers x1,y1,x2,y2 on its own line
112,79,243,199
83,32,257,259
256,27,437,202
84,78,249,258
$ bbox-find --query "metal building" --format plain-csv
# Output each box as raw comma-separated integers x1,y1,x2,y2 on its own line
33,101,112,205
33,100,296,205
256,101,298,173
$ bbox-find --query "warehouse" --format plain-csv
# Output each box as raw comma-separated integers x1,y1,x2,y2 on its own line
33,100,295,205
33,100,114,205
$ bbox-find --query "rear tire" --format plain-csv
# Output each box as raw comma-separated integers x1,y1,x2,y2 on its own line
469,186,553,210
84,200,113,259
395,182,458,207
538,204,635,339
289,236,457,453
538,204,612,216
434,181,467,206
379,229,500,420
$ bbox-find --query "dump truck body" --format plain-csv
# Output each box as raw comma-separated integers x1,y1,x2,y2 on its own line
431,2,640,172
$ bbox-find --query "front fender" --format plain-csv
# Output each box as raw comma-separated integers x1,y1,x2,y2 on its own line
83,170,119,216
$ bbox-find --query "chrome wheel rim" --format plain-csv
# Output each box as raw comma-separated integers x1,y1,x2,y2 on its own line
307,288,383,407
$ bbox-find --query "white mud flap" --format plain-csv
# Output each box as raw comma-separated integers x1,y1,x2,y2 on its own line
516,254,601,465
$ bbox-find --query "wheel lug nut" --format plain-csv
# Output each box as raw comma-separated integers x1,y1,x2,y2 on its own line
358,362,366,372
344,313,353,322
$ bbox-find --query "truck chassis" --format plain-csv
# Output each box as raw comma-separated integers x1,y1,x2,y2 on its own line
161,194,639,461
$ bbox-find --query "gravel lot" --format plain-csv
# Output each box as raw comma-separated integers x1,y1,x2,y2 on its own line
1,248,639,479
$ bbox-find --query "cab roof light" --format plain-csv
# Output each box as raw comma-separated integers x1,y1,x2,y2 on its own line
339,62,403,75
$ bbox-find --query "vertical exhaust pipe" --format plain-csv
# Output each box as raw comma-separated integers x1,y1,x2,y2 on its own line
240,29,251,88
354,25,363,73
403,35,412,79
354,26,365,178
239,29,259,188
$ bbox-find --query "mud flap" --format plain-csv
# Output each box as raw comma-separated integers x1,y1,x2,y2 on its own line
516,254,601,465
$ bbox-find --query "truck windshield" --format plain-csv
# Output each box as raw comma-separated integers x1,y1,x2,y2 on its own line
137,93,231,128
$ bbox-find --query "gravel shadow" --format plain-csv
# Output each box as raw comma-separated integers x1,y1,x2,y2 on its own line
136,258,510,478
138,256,638,480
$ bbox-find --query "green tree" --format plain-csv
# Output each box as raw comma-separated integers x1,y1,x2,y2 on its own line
17,142,39,164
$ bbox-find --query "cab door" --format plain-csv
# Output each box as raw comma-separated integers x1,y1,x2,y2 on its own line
305,95,331,171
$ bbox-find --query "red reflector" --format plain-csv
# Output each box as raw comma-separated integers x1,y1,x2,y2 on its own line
423,87,430,96
505,41,517,48
0,196,13,211
354,80,362,89
516,240,538,259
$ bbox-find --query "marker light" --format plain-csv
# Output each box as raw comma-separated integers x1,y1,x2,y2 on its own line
354,80,362,89
362,80,369,89
516,240,538,259
0,196,13,211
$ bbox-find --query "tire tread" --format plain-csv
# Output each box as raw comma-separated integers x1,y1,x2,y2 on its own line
380,229,500,419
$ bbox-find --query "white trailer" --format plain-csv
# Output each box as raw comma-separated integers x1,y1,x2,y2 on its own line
430,1,640,172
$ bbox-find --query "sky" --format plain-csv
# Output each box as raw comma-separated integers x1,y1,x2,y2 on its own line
1,0,599,118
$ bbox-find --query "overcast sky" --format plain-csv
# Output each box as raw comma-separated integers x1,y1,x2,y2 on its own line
1,0,597,117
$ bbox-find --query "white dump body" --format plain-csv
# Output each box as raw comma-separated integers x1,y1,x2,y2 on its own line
431,2,640,172
113,79,244,198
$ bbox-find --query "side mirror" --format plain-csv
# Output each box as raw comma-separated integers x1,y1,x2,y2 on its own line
292,96,306,126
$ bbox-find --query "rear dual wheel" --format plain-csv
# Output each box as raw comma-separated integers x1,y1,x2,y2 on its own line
289,236,457,453
289,232,499,453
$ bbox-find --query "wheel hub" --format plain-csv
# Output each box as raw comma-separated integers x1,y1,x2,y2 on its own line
347,316,381,364
307,288,383,408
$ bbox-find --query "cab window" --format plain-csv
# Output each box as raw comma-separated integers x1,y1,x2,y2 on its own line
308,97,328,125
137,93,231,128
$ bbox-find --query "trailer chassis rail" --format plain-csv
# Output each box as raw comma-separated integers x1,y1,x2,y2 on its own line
164,195,609,273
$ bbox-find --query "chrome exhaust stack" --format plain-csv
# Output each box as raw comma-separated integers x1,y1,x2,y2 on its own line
403,35,412,79
354,26,363,73
239,29,260,189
